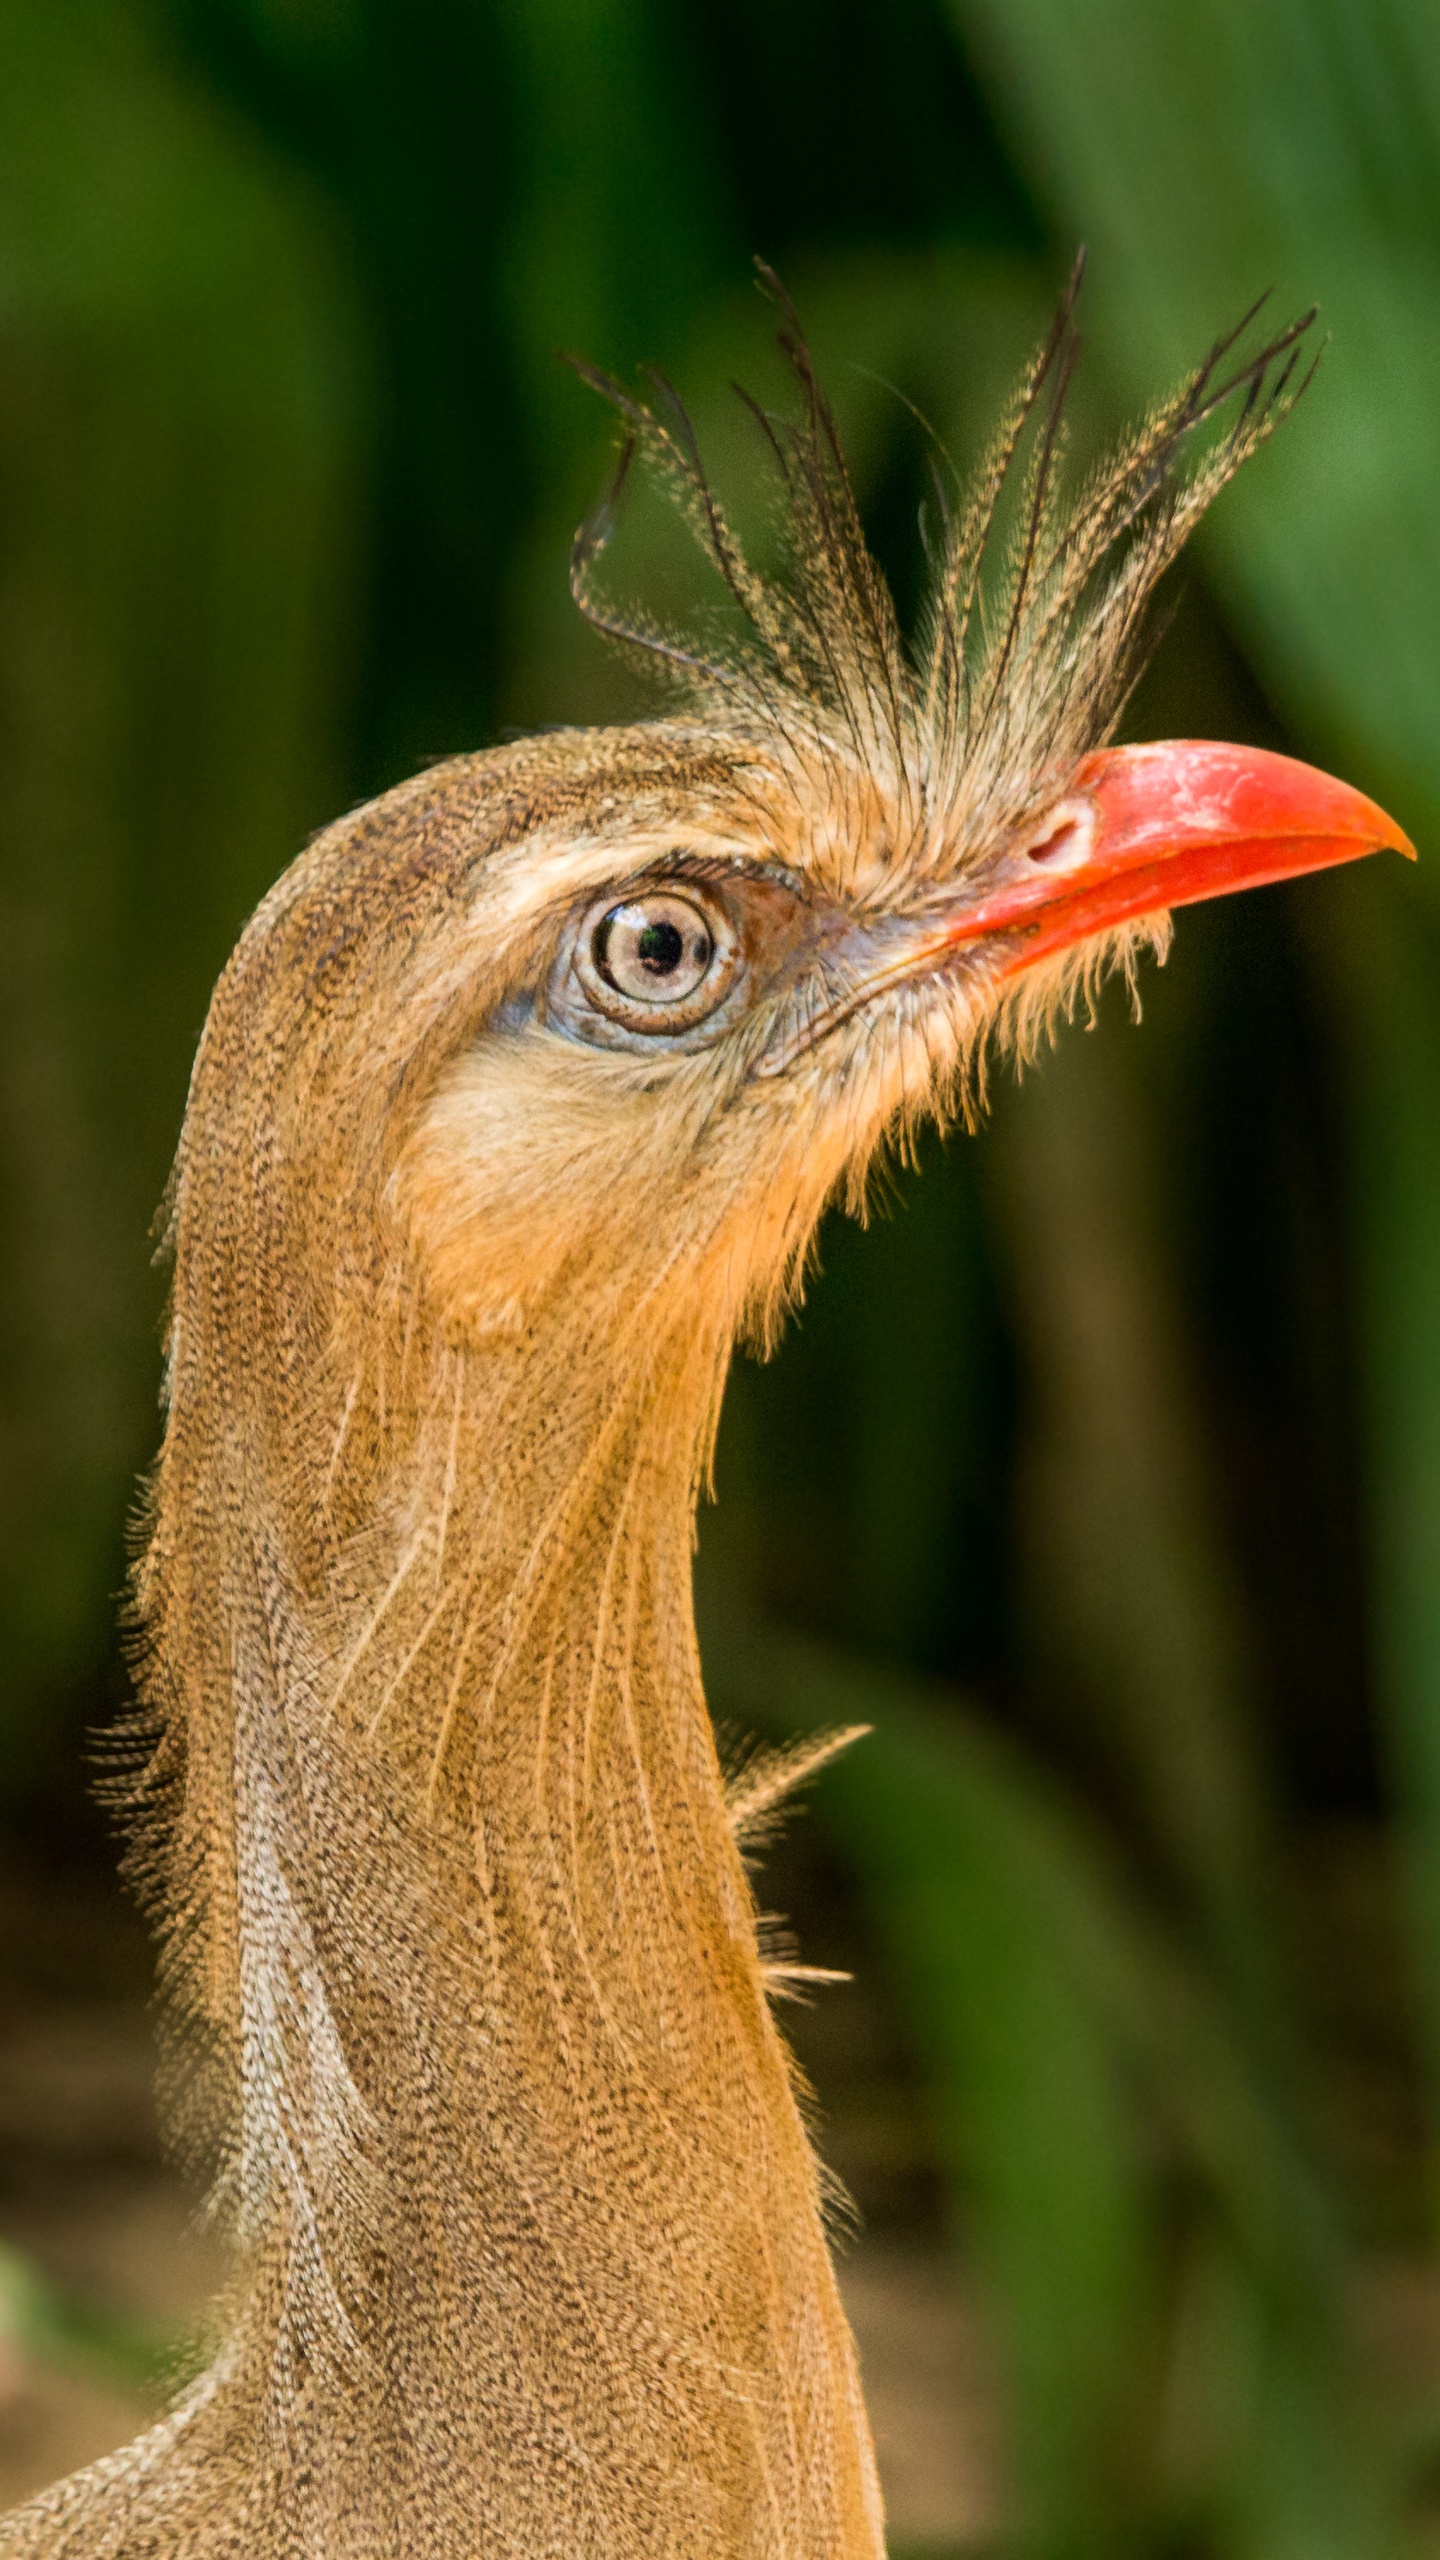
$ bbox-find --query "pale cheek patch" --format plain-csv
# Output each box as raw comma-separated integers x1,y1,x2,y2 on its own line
391,1034,713,1340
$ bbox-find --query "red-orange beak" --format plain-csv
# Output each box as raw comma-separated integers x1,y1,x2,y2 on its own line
943,741,1415,974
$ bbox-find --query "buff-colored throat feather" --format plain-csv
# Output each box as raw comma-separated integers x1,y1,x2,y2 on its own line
0,269,1408,2559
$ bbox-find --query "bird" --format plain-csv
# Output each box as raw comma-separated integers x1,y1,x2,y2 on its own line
0,265,1410,2559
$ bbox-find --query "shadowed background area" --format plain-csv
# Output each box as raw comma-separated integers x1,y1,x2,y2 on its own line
2,4,1440,2555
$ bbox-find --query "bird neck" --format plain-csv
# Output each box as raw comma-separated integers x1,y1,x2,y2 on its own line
166,1319,885,2558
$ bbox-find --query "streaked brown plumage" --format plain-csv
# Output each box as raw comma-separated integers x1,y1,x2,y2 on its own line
1,272,1406,2558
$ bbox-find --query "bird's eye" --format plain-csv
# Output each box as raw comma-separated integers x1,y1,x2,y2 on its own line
569,883,740,1035
596,895,713,1002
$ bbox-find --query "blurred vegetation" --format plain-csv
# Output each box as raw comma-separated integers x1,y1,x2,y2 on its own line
3,3,1440,2556
0,2239,202,2402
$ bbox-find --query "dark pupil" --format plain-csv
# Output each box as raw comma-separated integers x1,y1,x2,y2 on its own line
637,919,685,976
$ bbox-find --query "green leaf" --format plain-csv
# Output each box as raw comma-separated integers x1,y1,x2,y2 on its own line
700,1597,1398,2558
0,0,368,1795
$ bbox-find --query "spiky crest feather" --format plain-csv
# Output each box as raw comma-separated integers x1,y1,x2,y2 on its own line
569,257,1315,895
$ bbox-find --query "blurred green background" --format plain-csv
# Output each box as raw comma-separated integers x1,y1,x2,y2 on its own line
4,2,1440,2554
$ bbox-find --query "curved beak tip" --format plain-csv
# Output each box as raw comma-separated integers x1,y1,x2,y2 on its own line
956,742,1416,974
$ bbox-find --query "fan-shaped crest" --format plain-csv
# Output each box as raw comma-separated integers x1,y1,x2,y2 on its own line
568,258,1317,872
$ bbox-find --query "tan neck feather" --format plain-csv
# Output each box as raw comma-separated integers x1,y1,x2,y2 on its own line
116,1268,884,2557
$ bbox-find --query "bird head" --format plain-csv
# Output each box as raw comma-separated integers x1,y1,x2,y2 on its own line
377,274,1410,1419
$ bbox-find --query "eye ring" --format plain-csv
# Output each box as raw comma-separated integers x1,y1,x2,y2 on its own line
571,883,740,1034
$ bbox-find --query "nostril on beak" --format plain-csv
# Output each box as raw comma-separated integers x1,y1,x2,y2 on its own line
1023,800,1095,873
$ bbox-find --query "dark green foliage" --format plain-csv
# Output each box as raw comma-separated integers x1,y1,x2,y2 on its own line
0,0,364,1807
